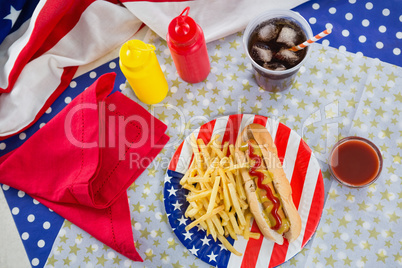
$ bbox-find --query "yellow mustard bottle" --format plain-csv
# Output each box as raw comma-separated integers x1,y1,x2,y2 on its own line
119,40,168,104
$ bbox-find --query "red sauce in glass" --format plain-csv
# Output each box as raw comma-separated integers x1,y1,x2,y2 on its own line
248,143,282,230
330,139,380,186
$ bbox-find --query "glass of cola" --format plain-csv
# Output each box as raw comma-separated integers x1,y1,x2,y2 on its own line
243,10,313,92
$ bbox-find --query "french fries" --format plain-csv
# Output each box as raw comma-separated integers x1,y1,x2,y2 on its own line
181,134,261,256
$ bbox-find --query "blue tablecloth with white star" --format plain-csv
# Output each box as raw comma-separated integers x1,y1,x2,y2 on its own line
1,0,401,267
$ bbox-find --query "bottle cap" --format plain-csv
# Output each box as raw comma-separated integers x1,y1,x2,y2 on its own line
168,7,199,46
119,40,156,68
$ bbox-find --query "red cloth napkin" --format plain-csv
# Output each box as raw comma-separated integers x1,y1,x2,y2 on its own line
0,73,169,261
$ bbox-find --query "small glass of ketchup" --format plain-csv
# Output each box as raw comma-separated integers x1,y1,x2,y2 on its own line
328,136,383,188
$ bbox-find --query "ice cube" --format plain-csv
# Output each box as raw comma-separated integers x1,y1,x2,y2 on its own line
250,43,273,63
276,26,299,47
263,62,286,71
275,49,300,65
257,23,279,42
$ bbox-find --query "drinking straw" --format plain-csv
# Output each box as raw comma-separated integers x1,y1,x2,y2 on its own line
289,28,332,51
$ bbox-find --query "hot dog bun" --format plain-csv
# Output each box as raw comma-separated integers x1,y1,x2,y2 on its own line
235,123,301,244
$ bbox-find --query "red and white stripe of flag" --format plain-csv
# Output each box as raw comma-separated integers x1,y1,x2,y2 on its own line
0,0,142,139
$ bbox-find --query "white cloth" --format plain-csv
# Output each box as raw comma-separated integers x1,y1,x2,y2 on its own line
123,0,307,43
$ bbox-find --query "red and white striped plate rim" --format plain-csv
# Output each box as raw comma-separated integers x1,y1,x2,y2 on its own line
168,114,324,267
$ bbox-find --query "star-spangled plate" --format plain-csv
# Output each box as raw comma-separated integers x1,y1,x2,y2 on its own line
164,114,324,268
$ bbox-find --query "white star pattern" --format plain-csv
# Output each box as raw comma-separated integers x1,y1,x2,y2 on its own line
164,175,172,183
201,236,211,246
189,245,199,256
218,243,227,251
177,215,187,226
196,225,205,232
167,186,177,196
172,200,182,211
183,230,193,240
207,251,218,262
3,5,21,28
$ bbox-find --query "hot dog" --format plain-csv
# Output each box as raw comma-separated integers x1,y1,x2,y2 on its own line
235,123,301,245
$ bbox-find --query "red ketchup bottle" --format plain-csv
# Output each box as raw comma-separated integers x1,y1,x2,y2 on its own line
167,7,210,83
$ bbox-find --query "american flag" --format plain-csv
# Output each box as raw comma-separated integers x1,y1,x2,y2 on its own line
164,114,324,267
0,0,142,139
